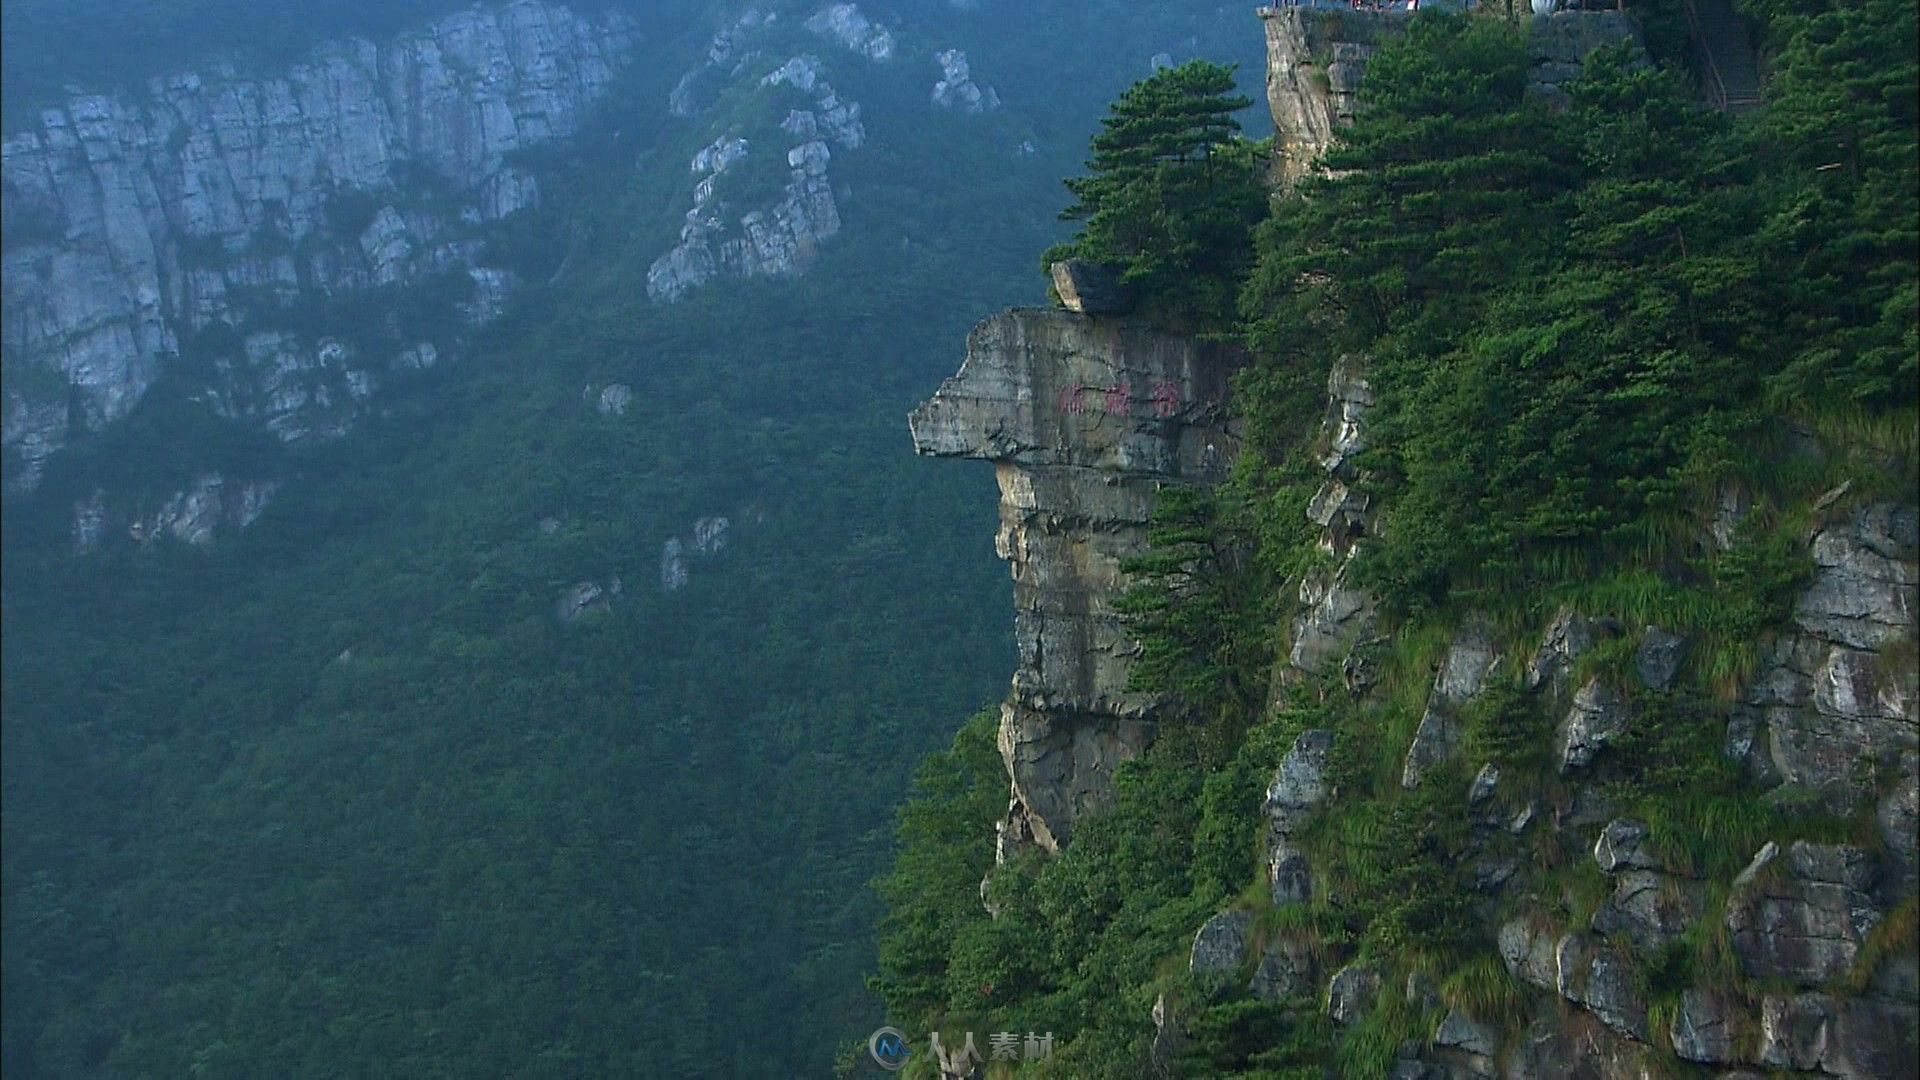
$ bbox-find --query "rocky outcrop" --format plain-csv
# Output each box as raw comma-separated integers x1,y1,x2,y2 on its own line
1726,841,1883,985
1286,355,1379,681
931,50,999,113
87,473,285,549
556,578,620,623
805,4,895,62
1733,503,1919,813
1048,260,1131,316
1264,729,1333,906
1402,621,1501,788
1259,9,1642,186
911,309,1243,854
1166,9,1917,1078
2,1,637,489
648,40,870,303
1190,909,1254,982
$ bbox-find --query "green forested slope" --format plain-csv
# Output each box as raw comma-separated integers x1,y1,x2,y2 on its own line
0,1,1271,1076
876,3,1916,1076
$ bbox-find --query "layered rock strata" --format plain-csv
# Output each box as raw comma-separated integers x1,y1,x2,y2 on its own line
910,309,1244,855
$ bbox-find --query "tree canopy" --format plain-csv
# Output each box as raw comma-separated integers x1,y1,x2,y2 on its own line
1047,60,1270,329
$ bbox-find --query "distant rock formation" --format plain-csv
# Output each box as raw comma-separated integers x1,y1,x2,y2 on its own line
2,0,638,491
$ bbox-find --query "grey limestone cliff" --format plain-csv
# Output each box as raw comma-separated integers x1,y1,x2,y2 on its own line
1260,8,1641,186
911,309,1244,855
2,0,636,492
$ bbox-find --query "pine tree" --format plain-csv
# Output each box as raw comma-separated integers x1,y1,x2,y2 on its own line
1047,60,1269,329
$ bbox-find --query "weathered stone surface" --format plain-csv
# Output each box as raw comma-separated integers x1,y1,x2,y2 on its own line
1558,788,1618,832
650,42,870,304
1290,562,1379,675
1505,1012,1659,1080
1558,678,1632,771
1266,729,1335,835
1318,355,1374,480
1794,504,1918,649
1726,841,1882,985
1745,531,1919,824
1592,819,1658,873
1745,988,1920,1078
1741,523,1919,805
1526,607,1611,695
1434,1010,1499,1060
1268,839,1313,907
1306,476,1372,557
3,1,636,487
1634,626,1690,691
1524,12,1645,108
1468,763,1501,805
1249,937,1316,1002
1500,920,1648,1040
1759,993,1833,1072
1560,935,1650,1041
1671,988,1740,1064
1593,869,1703,954
1399,700,1466,788
1190,909,1253,979
1404,623,1501,788
661,538,689,592
1049,260,1132,315
1260,9,1399,186
596,383,633,416
911,309,1242,852
1327,963,1381,1026
1878,758,1919,899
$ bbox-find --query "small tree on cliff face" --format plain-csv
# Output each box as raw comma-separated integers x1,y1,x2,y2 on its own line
1046,60,1269,329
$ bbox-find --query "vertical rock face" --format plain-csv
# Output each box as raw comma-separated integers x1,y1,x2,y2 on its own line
2,0,637,489
910,309,1244,853
1260,8,1642,187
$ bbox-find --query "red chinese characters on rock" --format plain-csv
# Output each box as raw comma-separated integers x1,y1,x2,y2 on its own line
1151,380,1181,419
1059,376,1190,413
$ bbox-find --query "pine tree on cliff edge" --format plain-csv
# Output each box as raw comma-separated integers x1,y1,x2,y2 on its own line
1046,60,1269,330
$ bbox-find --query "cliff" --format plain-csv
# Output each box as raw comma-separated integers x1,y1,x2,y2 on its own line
1212,9,1920,1078
1,0,636,494
910,309,1244,855
1261,8,1641,185
902,7,1917,1078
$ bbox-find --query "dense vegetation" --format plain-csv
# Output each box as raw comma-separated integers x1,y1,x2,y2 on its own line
0,2,1272,1075
875,2,1916,1075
